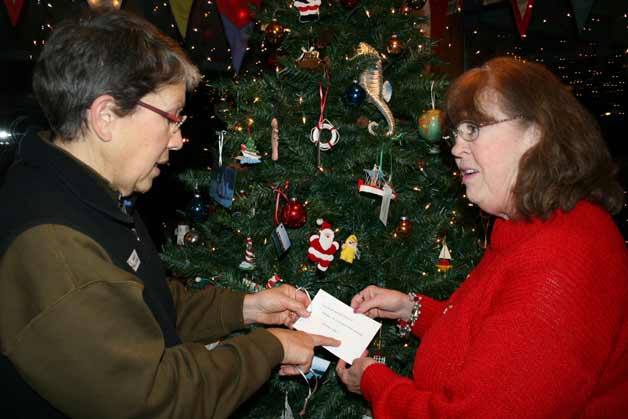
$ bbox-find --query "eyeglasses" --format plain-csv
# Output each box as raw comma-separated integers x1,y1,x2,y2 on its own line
137,100,187,133
450,116,523,143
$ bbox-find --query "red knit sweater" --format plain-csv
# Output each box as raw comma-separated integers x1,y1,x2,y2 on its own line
361,201,628,418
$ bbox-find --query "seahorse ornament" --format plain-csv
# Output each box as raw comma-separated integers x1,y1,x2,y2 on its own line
351,42,395,137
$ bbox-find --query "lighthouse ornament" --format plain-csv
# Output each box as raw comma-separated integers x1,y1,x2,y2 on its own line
265,274,283,288
239,237,256,271
294,0,321,22
436,240,453,272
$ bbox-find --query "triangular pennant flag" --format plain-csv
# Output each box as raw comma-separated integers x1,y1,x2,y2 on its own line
429,0,448,41
4,0,25,27
220,13,253,74
570,0,595,32
447,0,463,15
169,0,194,38
216,0,262,29
510,0,535,38
86,0,123,9
183,0,232,72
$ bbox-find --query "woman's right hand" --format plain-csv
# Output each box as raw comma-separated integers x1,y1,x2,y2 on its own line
351,285,414,321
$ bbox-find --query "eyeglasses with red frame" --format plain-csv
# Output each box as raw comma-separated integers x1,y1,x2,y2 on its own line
137,100,187,133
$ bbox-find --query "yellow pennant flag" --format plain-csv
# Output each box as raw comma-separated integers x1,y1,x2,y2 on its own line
170,0,195,38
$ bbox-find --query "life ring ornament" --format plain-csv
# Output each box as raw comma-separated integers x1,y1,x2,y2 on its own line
310,119,339,151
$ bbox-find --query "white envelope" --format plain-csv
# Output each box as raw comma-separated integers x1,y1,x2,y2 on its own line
293,289,381,364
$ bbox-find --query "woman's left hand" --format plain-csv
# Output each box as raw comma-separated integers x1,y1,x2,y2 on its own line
336,351,377,394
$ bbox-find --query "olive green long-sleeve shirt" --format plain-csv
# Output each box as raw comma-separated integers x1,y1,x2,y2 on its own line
0,224,283,419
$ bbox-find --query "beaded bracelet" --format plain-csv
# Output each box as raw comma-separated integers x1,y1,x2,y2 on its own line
396,292,422,338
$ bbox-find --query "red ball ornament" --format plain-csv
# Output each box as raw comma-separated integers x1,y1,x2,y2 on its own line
404,0,427,10
386,35,404,56
266,51,286,73
340,0,360,9
281,197,307,228
264,20,285,46
394,216,413,239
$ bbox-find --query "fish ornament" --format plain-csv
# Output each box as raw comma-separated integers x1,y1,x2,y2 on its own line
351,42,395,137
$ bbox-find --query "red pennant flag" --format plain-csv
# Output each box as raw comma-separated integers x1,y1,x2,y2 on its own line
4,0,25,27
510,0,535,38
429,0,448,42
216,0,262,29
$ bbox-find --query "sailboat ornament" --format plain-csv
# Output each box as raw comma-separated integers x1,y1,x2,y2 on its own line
436,240,453,272
357,163,397,199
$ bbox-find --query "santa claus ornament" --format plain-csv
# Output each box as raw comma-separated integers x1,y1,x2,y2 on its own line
307,219,339,272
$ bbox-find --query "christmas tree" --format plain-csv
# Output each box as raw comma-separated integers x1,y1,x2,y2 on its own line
162,1,484,417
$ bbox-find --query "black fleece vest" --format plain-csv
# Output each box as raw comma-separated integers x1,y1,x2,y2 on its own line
0,133,181,418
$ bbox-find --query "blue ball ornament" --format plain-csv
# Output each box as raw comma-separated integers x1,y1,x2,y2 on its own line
187,190,208,222
345,81,366,106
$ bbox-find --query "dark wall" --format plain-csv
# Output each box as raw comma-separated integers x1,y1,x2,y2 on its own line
2,0,626,242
